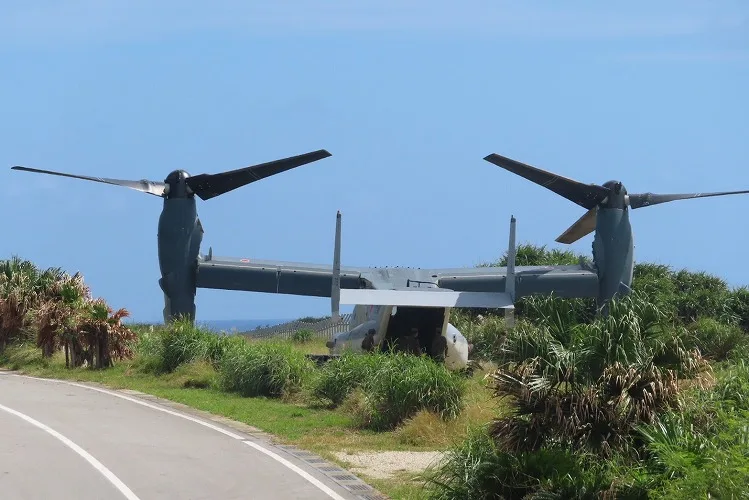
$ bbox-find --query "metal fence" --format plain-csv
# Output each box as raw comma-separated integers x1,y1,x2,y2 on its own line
243,313,354,340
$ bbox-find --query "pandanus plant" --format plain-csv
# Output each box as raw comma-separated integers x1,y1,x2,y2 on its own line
487,292,710,457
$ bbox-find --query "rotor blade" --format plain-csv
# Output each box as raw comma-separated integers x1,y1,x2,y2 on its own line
185,149,332,201
629,190,749,209
483,153,610,210
11,166,167,197
556,207,598,244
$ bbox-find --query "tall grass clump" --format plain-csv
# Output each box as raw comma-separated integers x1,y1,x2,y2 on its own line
157,318,238,373
426,426,616,500
685,317,747,362
616,360,749,498
129,325,166,372
313,351,384,406
728,286,749,330
159,319,216,373
217,339,314,398
355,352,466,431
0,342,51,371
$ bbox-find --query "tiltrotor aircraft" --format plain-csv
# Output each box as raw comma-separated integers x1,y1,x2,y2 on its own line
12,150,749,371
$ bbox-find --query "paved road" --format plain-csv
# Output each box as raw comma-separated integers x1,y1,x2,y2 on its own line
0,372,366,500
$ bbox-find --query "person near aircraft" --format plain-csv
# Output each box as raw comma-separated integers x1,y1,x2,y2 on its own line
361,329,376,352
430,329,448,362
403,327,421,356
388,327,407,353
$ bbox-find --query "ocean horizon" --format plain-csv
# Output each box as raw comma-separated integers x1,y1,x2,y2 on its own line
124,318,294,334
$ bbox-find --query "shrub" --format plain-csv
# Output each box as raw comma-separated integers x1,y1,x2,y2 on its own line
728,287,749,331
313,351,383,406
449,311,508,362
672,269,735,324
483,243,587,268
488,292,709,456
0,343,50,371
686,317,747,361
426,426,616,500
131,327,166,374
520,294,595,334
636,388,749,499
707,360,749,413
355,352,466,430
291,329,314,343
632,262,678,318
217,339,314,398
159,320,230,373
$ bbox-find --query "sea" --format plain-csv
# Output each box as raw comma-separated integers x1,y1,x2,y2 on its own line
124,318,293,335
197,319,293,334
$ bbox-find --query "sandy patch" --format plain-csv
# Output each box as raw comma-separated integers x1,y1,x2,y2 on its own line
333,450,445,480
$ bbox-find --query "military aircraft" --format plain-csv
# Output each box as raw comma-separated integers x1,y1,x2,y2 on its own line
317,154,749,368
321,210,519,371
12,150,749,371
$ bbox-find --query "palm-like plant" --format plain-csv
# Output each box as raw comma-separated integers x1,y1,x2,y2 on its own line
77,299,136,369
488,292,709,457
0,257,45,350
33,272,92,362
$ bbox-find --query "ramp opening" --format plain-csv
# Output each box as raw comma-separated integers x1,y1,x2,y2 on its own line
381,306,446,359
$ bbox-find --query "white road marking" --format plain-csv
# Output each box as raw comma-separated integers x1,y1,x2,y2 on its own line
6,374,348,500
241,440,348,500
0,401,141,500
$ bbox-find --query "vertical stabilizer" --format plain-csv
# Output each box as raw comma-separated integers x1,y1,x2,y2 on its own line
505,215,517,327
331,210,342,321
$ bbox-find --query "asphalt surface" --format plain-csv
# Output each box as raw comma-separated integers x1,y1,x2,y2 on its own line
0,372,367,500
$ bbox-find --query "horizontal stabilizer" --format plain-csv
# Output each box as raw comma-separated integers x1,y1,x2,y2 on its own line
340,289,515,309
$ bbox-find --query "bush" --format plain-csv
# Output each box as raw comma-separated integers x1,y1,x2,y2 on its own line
0,343,50,370
291,329,314,343
355,352,466,430
632,262,679,318
426,426,616,500
130,327,165,373
217,339,314,398
728,287,749,331
158,320,234,373
313,351,383,406
672,269,735,324
315,351,467,429
449,311,508,362
633,366,749,499
686,317,747,361
487,293,709,456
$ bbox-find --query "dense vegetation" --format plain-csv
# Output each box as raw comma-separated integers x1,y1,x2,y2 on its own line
0,256,136,368
432,244,749,499
2,245,749,498
0,257,466,434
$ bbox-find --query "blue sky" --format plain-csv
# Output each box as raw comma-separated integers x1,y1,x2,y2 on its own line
1,1,747,322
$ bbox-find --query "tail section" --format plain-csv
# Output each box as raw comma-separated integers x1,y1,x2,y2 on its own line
331,210,342,321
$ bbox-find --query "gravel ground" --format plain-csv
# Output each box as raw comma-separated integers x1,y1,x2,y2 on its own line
333,450,446,479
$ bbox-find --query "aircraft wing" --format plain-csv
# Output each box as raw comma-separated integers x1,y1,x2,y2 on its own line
196,254,599,300
195,255,370,297
340,288,515,308
430,264,599,299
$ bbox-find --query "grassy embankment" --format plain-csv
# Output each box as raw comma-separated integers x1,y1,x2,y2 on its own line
4,246,749,498
0,267,493,500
